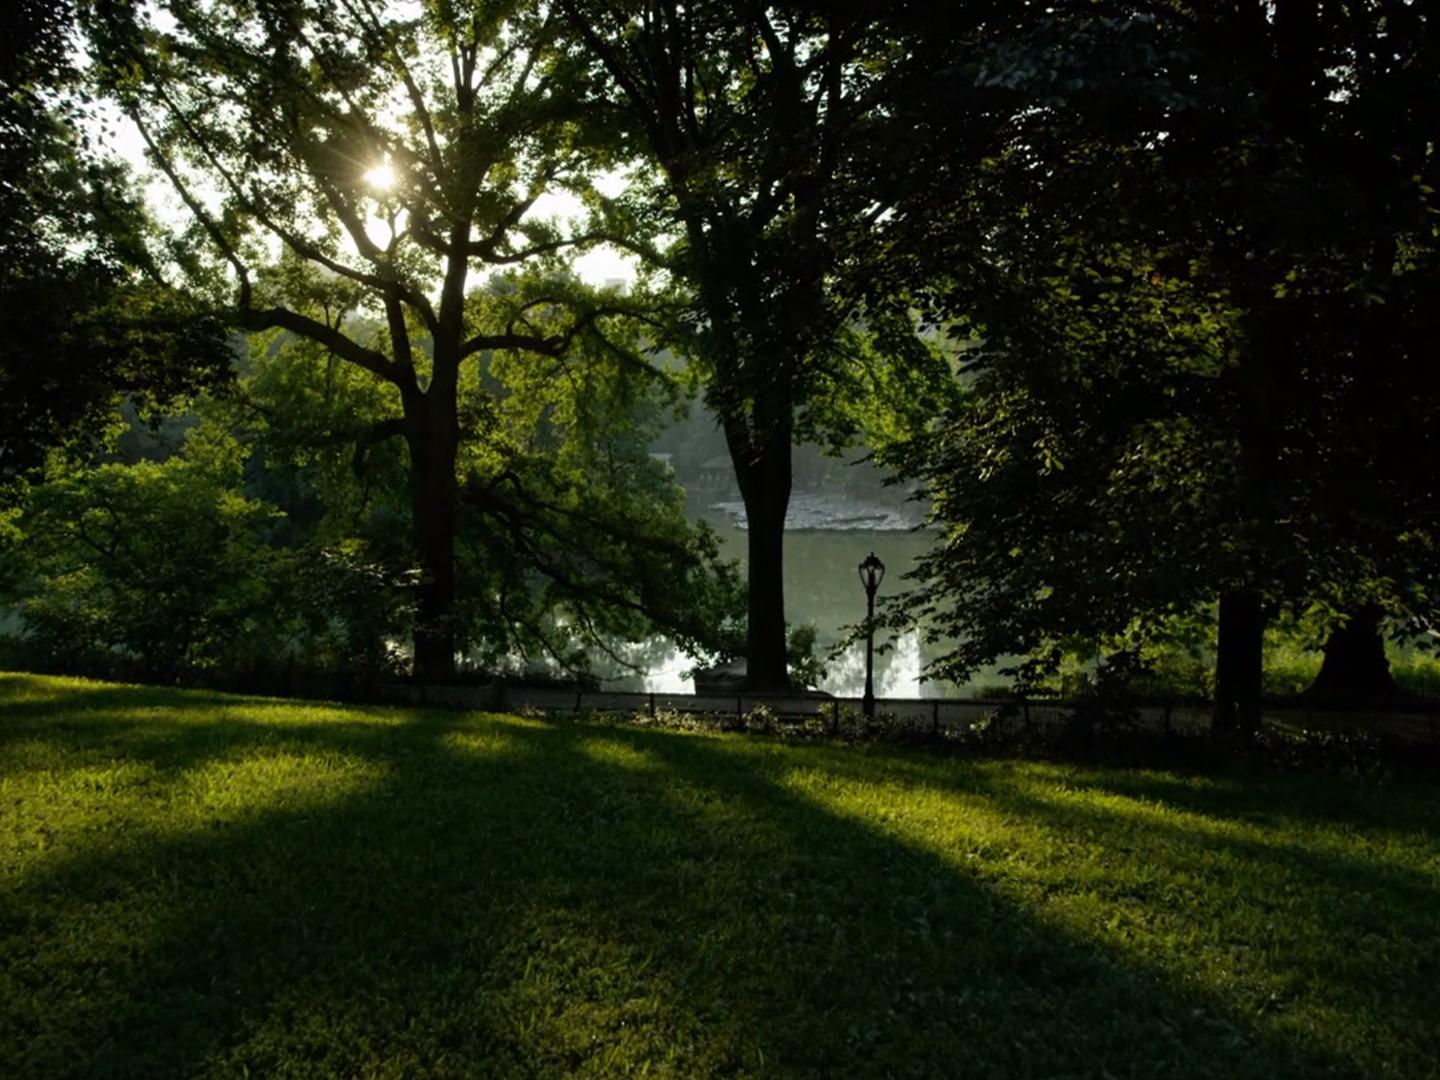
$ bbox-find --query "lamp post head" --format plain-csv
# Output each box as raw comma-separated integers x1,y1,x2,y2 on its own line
858,551,885,596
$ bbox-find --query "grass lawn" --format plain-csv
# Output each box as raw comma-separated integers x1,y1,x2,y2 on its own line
2,673,1439,1078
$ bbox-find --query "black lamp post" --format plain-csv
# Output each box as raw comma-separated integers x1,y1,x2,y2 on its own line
858,551,885,718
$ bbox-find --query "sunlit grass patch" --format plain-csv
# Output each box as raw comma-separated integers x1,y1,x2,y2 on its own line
3,673,1438,1078
577,734,665,773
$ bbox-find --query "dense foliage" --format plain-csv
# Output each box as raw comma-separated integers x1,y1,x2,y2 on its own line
872,3,1440,719
1,307,742,688
2,1,1436,711
556,0,957,687
46,0,746,683
0,0,230,485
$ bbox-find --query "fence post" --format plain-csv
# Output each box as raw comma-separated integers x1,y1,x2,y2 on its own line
574,689,582,713
648,692,656,719
932,699,940,738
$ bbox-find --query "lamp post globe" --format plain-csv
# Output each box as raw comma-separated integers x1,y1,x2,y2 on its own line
859,552,885,718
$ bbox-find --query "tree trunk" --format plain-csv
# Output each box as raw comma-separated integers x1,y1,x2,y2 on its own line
1214,589,1265,735
743,485,790,690
406,392,460,683
723,410,793,692
1306,604,1396,702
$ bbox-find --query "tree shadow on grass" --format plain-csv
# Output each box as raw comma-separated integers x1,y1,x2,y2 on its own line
588,728,1440,1071
0,673,414,732
0,703,1398,1078
1046,764,1440,834
0,672,266,717
779,733,1440,836
0,672,452,784
944,762,1440,1076
769,745,1440,983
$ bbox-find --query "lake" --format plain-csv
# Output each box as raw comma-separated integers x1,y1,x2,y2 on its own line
601,495,986,698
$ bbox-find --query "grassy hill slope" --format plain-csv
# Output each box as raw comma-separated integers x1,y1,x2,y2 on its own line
2,672,1438,1078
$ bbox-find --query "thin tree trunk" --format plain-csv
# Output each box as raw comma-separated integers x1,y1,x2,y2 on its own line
1306,603,1396,702
1214,588,1265,735
407,391,460,682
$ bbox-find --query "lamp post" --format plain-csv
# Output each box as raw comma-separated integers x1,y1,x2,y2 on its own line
858,551,885,718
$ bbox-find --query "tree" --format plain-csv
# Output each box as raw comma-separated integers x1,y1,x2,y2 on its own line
231,275,745,682
89,0,701,679
1163,0,1440,719
0,0,229,485
875,3,1440,726
879,234,1249,692
1,280,745,688
558,0,939,688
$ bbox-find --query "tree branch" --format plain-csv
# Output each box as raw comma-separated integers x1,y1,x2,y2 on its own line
149,73,442,335
348,417,407,475
467,227,654,265
244,306,398,382
346,0,446,180
128,109,252,305
460,330,564,358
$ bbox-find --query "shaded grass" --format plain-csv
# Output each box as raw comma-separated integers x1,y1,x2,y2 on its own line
3,672,1439,1078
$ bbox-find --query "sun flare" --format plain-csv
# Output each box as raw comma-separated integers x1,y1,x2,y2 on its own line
363,160,396,192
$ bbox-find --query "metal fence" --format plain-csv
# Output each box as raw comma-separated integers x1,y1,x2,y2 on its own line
383,683,1215,738
378,682,1440,743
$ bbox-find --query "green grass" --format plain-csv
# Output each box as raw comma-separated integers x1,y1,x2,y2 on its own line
3,674,1439,1079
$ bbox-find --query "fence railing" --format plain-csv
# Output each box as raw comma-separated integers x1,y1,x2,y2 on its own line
376,682,1440,743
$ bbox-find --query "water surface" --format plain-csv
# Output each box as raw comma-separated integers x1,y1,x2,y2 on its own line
609,503,979,697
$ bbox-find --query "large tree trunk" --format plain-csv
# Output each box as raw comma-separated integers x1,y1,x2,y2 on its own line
742,480,790,691
1306,604,1396,702
1214,588,1265,735
723,409,793,691
406,391,460,682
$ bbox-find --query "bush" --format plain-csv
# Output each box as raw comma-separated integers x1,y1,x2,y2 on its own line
1,441,413,693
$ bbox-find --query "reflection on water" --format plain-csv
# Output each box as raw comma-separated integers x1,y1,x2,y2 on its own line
639,646,697,694
708,492,923,532
607,503,979,698
879,627,923,696
637,629,933,698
